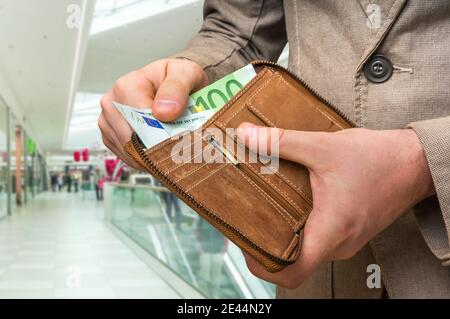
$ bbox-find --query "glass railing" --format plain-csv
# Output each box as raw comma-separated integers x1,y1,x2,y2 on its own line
105,183,275,299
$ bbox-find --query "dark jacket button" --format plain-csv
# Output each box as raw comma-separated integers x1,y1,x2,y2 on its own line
363,54,393,83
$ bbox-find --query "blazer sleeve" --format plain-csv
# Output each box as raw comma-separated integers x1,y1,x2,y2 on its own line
408,116,450,266
173,0,287,82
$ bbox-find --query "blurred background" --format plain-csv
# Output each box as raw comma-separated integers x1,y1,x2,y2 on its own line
0,0,287,299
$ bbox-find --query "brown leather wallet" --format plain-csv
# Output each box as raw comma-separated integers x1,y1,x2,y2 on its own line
124,61,353,272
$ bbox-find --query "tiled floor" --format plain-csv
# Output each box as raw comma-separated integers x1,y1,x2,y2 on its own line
0,192,181,299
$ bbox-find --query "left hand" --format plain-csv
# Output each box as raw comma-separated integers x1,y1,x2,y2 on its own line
236,123,435,289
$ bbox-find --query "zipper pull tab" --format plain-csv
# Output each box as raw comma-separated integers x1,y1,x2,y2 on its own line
205,133,239,166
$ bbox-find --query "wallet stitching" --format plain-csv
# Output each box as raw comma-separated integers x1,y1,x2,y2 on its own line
239,72,314,204
174,162,209,183
259,163,313,204
246,72,278,115
165,144,206,175
245,163,307,219
231,165,296,229
206,68,271,129
174,137,228,183
245,74,282,128
282,232,300,260
247,104,276,127
215,103,246,132
186,188,294,261
215,71,314,207
274,171,313,204
274,74,347,130
185,163,227,193
145,134,180,154
254,163,313,205
173,130,219,182
246,73,283,127
154,138,202,165
224,73,277,126
241,72,344,205
315,108,346,130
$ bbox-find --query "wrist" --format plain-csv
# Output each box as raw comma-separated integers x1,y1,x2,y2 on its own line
402,129,435,201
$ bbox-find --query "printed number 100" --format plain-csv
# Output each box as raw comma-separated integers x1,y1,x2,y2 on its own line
194,79,243,110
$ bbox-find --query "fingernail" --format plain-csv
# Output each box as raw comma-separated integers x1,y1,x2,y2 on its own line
154,99,178,112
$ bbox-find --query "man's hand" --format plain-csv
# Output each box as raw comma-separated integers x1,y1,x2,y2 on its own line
236,123,434,289
98,58,209,169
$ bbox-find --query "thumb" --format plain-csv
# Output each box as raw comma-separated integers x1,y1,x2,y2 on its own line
152,59,208,122
236,122,327,168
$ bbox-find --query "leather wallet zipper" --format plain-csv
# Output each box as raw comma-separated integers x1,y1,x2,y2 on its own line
131,133,294,266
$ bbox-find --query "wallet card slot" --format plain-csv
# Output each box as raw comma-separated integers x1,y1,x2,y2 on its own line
161,138,207,175
144,131,207,174
205,74,316,206
201,123,305,228
241,162,311,223
207,100,313,224
185,162,298,257
214,71,277,131
247,72,345,132
236,162,306,226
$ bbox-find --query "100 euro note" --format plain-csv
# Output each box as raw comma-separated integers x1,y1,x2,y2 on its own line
114,64,256,148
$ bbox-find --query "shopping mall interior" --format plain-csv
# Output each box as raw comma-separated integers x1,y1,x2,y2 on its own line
0,0,290,299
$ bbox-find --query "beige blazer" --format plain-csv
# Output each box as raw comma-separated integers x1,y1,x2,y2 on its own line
175,0,450,298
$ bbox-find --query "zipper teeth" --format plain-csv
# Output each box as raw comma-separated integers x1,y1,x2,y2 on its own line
131,134,292,266
252,60,356,128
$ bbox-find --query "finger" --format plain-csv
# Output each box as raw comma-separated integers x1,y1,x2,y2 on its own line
242,224,326,288
100,92,134,145
102,133,143,171
103,136,143,170
152,60,208,122
236,122,330,169
99,113,144,170
112,70,156,108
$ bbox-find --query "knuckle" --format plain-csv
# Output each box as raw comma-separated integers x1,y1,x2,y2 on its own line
100,95,110,112
98,114,107,133
113,71,148,96
100,133,109,146
113,75,130,94
97,116,104,131
101,137,112,151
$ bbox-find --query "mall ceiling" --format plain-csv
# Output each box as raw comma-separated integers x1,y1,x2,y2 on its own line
0,0,95,152
0,0,203,153
66,0,203,151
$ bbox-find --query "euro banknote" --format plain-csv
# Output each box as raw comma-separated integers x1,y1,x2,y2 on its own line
114,64,256,148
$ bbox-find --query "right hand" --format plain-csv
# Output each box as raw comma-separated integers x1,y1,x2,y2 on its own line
98,58,209,169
